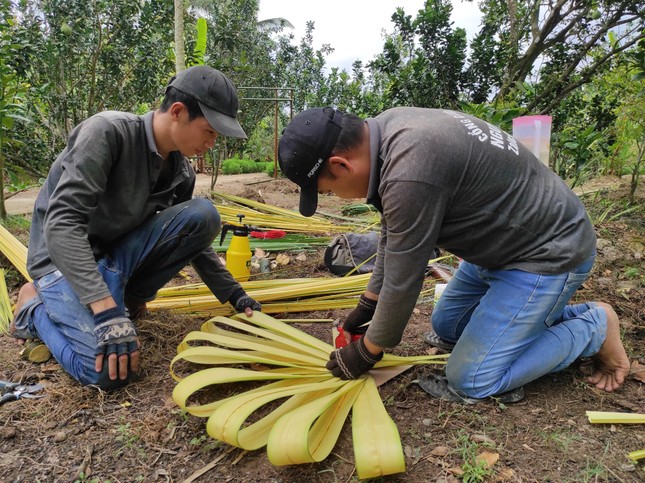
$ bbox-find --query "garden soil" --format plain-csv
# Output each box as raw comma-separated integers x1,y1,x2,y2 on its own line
0,172,643,483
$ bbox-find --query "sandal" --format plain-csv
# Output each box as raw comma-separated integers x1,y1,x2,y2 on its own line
20,339,52,364
417,374,525,404
423,330,456,351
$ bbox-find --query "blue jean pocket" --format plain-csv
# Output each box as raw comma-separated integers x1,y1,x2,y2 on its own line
36,273,95,343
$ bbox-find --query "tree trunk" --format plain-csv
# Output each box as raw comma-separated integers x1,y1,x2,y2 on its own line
174,0,186,72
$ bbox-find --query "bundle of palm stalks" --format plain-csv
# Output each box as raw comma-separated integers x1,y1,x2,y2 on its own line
151,273,372,316
151,273,440,318
213,192,376,234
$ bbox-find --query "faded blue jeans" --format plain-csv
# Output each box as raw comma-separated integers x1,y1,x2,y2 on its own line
13,199,220,390
431,254,605,398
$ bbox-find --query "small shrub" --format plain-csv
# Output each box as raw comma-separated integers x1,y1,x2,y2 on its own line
221,160,242,174
221,157,271,174
257,161,275,176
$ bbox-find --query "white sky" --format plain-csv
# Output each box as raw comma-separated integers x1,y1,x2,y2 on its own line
257,0,483,71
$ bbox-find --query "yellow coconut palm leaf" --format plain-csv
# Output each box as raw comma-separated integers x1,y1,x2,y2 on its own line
171,311,447,479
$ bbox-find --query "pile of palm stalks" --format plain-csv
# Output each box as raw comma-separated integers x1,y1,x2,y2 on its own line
151,273,369,317
213,192,378,234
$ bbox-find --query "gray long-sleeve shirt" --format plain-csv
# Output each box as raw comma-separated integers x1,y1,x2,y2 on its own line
27,111,241,306
364,108,596,348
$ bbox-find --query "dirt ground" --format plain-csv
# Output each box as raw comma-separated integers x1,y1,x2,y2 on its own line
0,172,643,483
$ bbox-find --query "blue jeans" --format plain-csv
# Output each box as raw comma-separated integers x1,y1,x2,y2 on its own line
431,254,604,398
15,199,220,390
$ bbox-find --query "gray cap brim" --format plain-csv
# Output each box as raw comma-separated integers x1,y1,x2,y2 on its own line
199,101,247,139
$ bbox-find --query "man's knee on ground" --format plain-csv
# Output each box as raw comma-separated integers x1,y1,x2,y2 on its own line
430,309,455,342
445,362,501,399
83,364,131,391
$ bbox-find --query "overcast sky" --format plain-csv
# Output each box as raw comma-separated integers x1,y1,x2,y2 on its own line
257,0,483,71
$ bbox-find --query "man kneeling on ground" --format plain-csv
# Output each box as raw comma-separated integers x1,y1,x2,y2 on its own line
11,66,261,390
277,107,630,402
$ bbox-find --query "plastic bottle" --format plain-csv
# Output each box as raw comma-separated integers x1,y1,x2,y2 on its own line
219,214,252,281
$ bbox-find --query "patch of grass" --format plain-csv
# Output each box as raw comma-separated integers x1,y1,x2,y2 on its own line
189,433,221,452
114,421,146,458
455,430,496,482
539,428,582,452
623,266,640,279
576,457,609,482
1,214,31,231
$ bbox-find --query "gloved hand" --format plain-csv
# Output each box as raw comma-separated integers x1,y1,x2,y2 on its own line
93,306,139,358
326,335,383,380
229,289,262,313
343,294,377,335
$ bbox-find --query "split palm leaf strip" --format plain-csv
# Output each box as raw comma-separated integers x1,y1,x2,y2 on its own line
0,224,31,281
585,411,645,424
171,311,448,479
0,270,14,333
586,411,645,462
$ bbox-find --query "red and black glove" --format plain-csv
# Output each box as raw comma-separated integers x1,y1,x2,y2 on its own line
343,294,377,335
326,335,383,380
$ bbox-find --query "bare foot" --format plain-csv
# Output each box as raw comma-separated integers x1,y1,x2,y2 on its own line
588,302,630,392
9,282,38,345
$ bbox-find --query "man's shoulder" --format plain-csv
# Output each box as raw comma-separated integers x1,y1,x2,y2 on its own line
75,111,145,140
89,110,142,125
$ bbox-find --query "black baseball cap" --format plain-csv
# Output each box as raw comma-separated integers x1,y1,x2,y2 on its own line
278,107,344,216
169,66,247,139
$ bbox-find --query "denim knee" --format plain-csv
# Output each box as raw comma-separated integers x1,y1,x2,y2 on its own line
84,363,132,391
183,198,221,242
430,307,460,343
445,361,498,398
430,309,450,338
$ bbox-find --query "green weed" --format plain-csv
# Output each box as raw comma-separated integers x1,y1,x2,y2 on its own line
455,431,495,482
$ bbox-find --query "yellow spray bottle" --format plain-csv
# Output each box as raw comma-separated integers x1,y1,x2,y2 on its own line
219,214,252,281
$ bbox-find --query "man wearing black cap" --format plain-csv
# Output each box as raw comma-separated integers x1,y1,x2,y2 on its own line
10,66,261,389
278,107,630,402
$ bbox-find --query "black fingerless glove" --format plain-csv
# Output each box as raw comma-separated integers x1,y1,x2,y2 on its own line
229,288,262,313
93,307,138,357
343,294,377,335
326,335,383,380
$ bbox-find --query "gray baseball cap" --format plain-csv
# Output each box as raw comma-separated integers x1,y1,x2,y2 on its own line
169,66,247,139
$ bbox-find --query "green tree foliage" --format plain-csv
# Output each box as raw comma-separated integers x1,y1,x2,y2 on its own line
2,0,643,199
0,0,32,218
12,0,174,150
272,21,333,112
368,0,467,109
466,0,644,112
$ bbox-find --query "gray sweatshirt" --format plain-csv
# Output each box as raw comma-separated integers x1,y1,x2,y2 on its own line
27,111,241,306
364,107,596,347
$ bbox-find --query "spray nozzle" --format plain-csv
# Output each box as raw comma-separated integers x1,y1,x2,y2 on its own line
219,214,253,246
